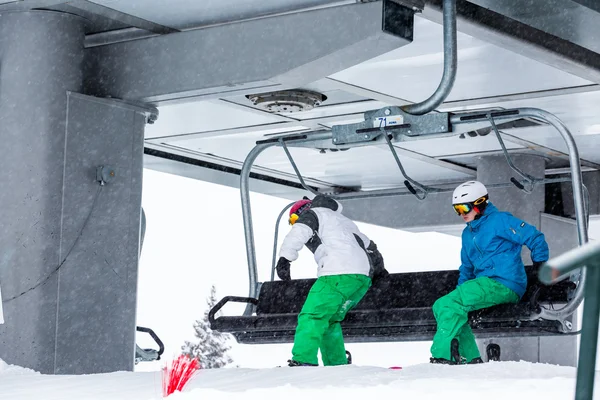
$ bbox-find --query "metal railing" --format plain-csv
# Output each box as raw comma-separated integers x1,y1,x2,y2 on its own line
540,241,600,400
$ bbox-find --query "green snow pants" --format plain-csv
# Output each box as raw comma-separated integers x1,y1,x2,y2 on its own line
291,274,371,366
430,277,519,362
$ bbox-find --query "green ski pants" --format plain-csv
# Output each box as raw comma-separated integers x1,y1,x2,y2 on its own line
291,274,371,366
430,277,519,362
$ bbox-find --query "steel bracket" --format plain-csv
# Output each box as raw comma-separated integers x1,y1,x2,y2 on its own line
331,106,451,145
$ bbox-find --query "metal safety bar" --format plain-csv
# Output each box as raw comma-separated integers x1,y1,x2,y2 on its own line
383,132,437,200
240,107,586,309
487,114,539,194
402,0,457,115
270,201,295,282
280,120,573,202
539,241,600,400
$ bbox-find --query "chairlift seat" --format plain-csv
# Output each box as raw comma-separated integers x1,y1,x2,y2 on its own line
210,265,575,344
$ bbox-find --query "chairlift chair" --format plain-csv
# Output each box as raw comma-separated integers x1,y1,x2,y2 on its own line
209,0,588,345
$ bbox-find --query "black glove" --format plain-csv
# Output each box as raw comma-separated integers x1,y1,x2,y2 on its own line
532,261,545,269
276,257,291,281
367,242,389,281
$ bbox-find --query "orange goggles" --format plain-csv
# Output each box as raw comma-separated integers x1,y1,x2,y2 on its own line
453,203,473,215
289,213,300,225
452,197,486,215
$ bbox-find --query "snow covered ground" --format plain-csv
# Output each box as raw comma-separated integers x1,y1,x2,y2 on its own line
1,357,594,400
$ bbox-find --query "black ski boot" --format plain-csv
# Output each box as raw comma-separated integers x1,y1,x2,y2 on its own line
346,350,352,365
486,344,501,362
288,359,318,367
430,339,461,365
429,357,455,365
467,357,484,364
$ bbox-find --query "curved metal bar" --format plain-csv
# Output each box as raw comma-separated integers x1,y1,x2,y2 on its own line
383,133,430,200
452,107,587,322
487,114,537,194
271,202,295,282
402,0,457,115
240,141,275,308
280,139,321,197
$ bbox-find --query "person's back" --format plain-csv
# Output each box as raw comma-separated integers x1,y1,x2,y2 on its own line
302,195,371,277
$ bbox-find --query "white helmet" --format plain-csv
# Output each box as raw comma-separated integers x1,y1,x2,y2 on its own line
452,181,488,204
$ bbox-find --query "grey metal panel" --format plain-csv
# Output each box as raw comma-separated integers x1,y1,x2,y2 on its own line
420,0,600,84
169,135,474,189
0,11,85,375
143,150,309,200
144,100,286,139
53,93,145,374
477,154,546,232
46,1,178,35
84,1,412,103
340,190,461,230
331,17,592,104
469,0,600,54
88,0,350,29
541,214,580,258
476,336,577,366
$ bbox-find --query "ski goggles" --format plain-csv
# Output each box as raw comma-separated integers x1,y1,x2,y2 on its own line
289,213,300,225
452,197,487,215
289,203,311,225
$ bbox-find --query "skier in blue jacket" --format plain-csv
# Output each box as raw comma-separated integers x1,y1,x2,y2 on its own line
430,181,549,364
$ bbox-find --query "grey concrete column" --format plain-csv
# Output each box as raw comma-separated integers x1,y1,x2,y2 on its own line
477,154,546,228
0,11,85,374
0,12,148,374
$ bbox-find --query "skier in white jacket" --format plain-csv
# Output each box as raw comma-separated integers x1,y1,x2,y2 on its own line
276,194,386,367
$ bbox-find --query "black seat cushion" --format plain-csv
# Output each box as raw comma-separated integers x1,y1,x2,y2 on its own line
256,265,573,315
211,265,574,344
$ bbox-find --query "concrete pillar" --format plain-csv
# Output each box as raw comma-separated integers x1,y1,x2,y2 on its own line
0,12,149,374
476,154,546,229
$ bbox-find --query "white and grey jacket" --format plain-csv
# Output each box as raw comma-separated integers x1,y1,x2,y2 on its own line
279,195,379,278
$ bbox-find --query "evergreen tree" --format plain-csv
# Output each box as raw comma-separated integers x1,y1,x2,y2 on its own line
181,285,233,368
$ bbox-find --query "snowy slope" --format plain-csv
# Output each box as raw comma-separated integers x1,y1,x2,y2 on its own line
1,357,595,400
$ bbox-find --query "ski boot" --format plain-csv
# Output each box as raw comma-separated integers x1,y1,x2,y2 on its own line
467,357,484,364
287,359,318,367
430,339,461,365
346,350,352,365
486,343,501,362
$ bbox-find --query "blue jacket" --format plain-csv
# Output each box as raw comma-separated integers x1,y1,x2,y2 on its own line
458,203,549,298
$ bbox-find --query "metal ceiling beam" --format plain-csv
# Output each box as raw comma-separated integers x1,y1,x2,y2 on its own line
386,145,476,176
570,0,600,13
66,0,179,34
439,84,600,111
0,0,66,10
84,1,413,103
325,77,413,106
499,131,600,170
421,0,600,84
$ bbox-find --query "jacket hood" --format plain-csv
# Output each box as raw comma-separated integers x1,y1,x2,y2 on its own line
311,195,343,213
